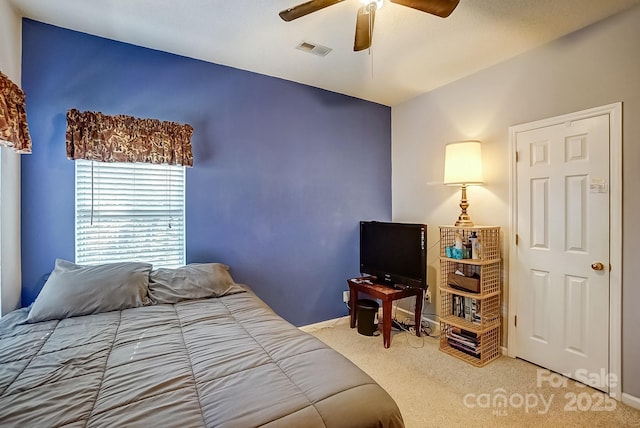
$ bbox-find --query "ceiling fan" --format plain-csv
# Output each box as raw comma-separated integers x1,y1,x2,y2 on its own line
279,0,460,51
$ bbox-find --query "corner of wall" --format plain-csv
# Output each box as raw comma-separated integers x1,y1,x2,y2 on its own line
0,2,23,315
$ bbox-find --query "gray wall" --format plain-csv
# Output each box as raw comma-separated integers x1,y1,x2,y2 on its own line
392,5,640,398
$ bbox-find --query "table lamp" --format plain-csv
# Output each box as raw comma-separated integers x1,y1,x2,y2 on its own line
443,141,484,227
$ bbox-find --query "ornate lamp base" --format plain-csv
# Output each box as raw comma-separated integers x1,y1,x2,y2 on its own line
454,184,474,227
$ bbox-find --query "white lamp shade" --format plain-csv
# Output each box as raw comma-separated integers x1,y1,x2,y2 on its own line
443,141,484,185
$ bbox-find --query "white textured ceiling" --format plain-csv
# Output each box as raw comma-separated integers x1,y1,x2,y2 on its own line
8,0,640,106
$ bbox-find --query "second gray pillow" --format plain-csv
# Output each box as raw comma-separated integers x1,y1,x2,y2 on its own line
148,263,235,304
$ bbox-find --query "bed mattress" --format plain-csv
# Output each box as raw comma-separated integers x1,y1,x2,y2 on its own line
0,287,403,427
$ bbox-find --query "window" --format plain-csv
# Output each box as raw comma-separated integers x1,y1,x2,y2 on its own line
75,160,185,267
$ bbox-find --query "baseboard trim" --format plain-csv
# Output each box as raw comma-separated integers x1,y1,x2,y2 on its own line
299,316,349,333
622,392,640,410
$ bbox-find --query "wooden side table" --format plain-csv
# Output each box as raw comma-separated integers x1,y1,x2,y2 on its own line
347,278,424,348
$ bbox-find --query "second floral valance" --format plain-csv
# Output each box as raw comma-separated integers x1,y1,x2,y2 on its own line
0,70,32,153
66,109,193,166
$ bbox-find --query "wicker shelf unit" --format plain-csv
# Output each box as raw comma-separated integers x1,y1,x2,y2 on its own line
439,226,501,367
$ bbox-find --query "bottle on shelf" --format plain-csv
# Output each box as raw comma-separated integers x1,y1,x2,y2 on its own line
469,231,478,259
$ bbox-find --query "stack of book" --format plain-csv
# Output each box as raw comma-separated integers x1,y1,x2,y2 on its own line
445,326,480,358
451,295,481,324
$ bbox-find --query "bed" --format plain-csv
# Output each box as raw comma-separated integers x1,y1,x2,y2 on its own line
0,260,403,427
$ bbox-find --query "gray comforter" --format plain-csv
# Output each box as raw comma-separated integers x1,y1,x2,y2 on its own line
0,287,403,427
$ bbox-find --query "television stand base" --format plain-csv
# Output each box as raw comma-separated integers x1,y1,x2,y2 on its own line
347,277,424,348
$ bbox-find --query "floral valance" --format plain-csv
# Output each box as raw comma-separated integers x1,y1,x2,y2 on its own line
66,109,193,166
0,71,32,153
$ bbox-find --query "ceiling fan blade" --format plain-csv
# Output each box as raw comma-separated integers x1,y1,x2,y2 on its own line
390,0,460,18
354,3,376,51
279,0,345,22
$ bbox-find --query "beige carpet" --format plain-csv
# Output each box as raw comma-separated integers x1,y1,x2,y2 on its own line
308,318,640,428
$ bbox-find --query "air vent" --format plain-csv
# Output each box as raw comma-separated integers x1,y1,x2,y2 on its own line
296,41,332,57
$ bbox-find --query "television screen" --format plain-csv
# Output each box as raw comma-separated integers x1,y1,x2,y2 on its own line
359,221,427,289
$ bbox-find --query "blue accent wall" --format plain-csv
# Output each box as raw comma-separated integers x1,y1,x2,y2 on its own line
20,20,391,326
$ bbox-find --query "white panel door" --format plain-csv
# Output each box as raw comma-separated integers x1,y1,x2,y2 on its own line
514,114,610,392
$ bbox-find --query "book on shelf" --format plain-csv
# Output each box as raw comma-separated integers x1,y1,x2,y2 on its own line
445,326,480,358
451,295,481,324
448,339,481,358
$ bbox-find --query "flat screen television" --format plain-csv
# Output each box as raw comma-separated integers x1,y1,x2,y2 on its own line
359,221,427,289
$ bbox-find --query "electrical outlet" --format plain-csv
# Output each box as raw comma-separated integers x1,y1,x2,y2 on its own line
425,289,432,303
342,290,350,303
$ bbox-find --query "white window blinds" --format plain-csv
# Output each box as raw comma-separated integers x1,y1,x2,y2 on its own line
75,160,185,267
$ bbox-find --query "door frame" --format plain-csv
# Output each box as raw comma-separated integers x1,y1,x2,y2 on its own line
507,102,622,399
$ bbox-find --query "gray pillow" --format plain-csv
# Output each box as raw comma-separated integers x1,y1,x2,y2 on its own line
27,259,152,323
148,263,235,304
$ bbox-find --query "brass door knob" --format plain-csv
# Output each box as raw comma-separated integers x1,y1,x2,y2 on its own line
591,262,605,271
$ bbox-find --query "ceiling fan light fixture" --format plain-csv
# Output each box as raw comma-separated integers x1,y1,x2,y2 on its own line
360,0,384,10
